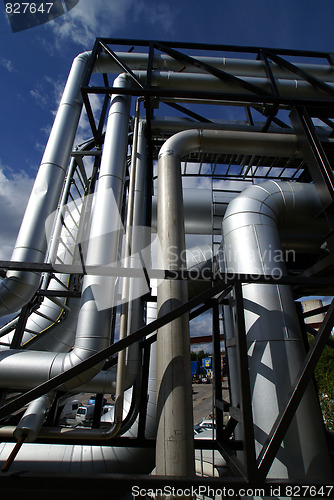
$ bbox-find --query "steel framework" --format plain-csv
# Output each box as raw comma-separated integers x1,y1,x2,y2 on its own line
0,39,334,496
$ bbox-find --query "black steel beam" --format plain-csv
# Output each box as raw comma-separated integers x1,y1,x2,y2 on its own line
265,50,334,98
154,42,272,97
257,299,334,479
97,37,333,59
81,84,334,108
98,40,144,89
212,300,224,446
1,262,334,288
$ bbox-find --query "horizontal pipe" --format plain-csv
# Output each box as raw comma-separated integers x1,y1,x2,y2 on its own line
134,70,334,100
94,52,334,82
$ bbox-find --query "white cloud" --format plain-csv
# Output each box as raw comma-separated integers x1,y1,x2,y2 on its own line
0,162,34,259
0,58,14,73
46,0,177,47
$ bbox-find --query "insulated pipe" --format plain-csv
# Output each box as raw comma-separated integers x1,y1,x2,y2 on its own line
95,52,334,82
113,97,142,435
49,72,132,390
0,74,132,392
13,393,54,443
154,128,326,483
221,180,332,479
0,51,91,316
0,129,315,392
2,48,333,319
156,140,195,480
134,70,334,101
155,128,294,480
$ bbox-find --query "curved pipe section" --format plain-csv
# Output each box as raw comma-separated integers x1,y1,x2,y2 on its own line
0,73,132,393
1,49,331,319
156,128,304,479
222,180,332,479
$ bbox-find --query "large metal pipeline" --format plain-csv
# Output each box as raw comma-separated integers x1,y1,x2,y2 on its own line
0,72,132,393
221,181,332,479
95,51,334,82
0,46,333,483
1,48,334,319
157,131,329,479
154,127,327,481
0,51,91,316
134,70,334,100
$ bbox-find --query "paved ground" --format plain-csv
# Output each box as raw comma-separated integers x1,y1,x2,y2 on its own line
70,381,229,428
192,383,214,425
192,379,230,425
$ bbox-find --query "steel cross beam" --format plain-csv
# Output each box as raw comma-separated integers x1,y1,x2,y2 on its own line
152,42,272,98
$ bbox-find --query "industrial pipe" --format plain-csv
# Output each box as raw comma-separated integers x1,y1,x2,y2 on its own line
134,70,334,101
0,73,132,393
95,51,334,82
221,180,332,479
0,51,92,316
0,129,321,395
1,48,333,319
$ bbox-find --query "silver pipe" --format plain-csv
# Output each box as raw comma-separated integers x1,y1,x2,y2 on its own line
222,180,332,479
134,70,334,101
156,136,195,479
0,73,132,392
113,97,142,435
0,129,321,392
0,289,159,473
2,48,334,318
0,52,91,317
13,393,55,443
95,52,334,82
155,128,303,479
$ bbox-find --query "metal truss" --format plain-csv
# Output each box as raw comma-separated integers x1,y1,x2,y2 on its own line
1,39,334,493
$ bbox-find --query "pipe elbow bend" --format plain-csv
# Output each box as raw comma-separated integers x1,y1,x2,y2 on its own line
158,129,202,159
222,180,321,236
0,272,40,316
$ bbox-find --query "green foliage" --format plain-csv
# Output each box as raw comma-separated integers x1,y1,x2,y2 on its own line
314,345,334,399
309,335,334,431
191,350,211,361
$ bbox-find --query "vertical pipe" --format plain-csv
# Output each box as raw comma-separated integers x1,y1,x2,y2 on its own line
156,149,195,479
50,73,132,390
222,180,332,479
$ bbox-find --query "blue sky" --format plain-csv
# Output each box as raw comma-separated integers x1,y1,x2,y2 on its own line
0,1,333,344
0,0,334,257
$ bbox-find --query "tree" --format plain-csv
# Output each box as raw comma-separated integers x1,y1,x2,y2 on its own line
308,334,334,431
191,350,211,361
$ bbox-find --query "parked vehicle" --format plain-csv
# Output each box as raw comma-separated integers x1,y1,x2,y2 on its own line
198,418,216,430
75,405,95,426
58,399,81,424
